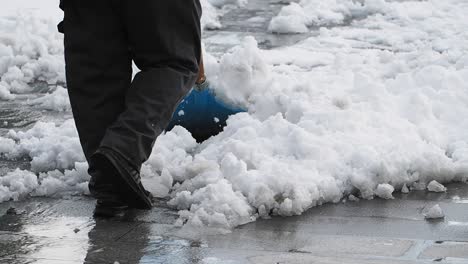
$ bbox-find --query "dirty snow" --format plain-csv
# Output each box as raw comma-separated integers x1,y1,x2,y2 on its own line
1,0,468,228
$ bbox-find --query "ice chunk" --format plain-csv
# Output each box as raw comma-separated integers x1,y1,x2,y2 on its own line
375,184,395,200
427,181,447,193
401,184,410,194
348,194,360,202
424,204,445,219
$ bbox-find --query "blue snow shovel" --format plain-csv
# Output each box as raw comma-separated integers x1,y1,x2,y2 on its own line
166,60,246,142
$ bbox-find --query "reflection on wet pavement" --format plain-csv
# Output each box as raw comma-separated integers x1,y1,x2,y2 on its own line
0,183,467,263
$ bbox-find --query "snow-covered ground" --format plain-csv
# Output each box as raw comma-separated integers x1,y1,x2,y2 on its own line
1,0,467,229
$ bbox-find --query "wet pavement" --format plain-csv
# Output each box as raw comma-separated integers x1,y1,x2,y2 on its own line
0,183,467,264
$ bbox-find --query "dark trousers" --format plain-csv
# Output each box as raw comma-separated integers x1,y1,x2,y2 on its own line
62,0,202,170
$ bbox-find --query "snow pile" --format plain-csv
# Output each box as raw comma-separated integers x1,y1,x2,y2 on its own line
268,0,394,33
0,119,89,200
207,37,270,108
154,0,468,227
0,13,65,100
424,204,445,219
268,3,310,34
201,0,248,30
0,164,89,202
27,86,71,112
0,169,38,202
3,120,85,172
33,162,90,197
0,137,16,154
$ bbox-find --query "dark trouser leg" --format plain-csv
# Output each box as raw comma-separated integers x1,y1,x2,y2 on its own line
99,0,202,169
63,0,132,162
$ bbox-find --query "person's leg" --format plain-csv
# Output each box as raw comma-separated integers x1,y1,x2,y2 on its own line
63,0,132,162
99,0,202,169
63,0,134,215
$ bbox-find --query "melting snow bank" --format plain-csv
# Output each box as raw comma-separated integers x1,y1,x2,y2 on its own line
3,120,85,172
1,0,468,229
0,120,89,202
0,165,89,203
147,0,468,228
269,0,391,33
0,14,65,100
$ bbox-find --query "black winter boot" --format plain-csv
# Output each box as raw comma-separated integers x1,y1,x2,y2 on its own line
90,148,153,210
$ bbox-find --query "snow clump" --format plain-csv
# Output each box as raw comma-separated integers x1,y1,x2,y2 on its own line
401,184,410,194
27,86,71,112
375,184,394,200
0,169,38,202
0,14,65,100
3,120,85,172
427,181,447,193
424,204,445,219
